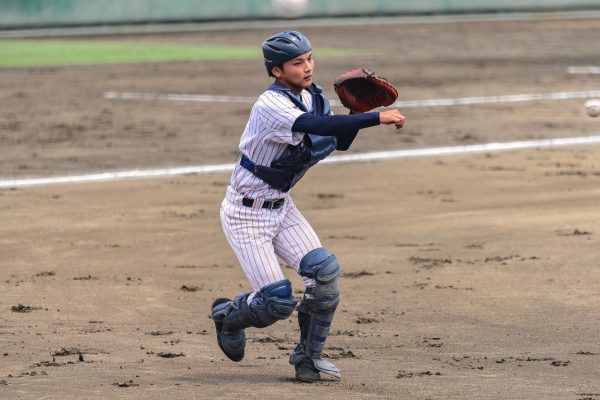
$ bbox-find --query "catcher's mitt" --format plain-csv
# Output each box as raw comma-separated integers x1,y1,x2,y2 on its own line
333,68,398,113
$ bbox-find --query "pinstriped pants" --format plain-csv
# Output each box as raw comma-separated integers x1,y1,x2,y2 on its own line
220,186,321,292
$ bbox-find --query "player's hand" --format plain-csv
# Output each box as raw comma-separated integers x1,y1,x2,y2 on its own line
379,110,405,129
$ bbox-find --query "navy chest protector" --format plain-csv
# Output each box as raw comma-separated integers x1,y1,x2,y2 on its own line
240,83,337,193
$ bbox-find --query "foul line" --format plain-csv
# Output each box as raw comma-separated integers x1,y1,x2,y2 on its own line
2,135,600,189
568,66,600,75
104,90,600,108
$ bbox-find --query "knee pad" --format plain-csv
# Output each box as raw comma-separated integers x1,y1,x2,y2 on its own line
299,247,341,312
248,279,297,326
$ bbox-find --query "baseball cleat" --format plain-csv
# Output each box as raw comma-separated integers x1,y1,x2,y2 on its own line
294,358,321,382
211,298,246,362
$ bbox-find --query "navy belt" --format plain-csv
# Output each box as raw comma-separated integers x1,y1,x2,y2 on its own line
242,197,285,210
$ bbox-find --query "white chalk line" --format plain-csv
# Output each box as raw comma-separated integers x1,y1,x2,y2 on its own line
568,66,600,75
104,89,600,108
2,135,600,189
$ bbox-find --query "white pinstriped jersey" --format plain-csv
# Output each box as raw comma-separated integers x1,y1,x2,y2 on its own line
221,87,325,292
230,89,314,199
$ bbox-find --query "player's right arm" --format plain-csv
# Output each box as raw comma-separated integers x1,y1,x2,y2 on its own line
255,91,405,150
291,109,405,136
378,110,406,128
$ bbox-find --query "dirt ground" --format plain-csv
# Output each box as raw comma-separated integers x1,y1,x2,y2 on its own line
1,14,600,400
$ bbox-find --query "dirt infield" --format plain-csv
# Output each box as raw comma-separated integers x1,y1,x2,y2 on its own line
2,15,600,399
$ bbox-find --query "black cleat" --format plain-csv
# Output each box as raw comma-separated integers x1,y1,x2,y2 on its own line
211,298,245,362
294,358,321,382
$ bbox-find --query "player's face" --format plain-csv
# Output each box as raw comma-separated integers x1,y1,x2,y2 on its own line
273,52,314,94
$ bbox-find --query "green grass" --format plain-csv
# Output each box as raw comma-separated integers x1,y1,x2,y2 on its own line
0,39,360,67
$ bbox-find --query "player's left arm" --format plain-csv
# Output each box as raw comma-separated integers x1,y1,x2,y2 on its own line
335,128,359,151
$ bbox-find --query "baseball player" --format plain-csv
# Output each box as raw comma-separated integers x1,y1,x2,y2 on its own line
211,30,405,382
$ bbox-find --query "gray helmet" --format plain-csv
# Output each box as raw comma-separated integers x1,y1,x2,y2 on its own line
262,31,312,77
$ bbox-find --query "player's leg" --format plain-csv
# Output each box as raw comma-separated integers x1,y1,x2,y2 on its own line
211,279,296,361
272,199,322,283
220,196,287,291
212,198,296,362
273,202,341,381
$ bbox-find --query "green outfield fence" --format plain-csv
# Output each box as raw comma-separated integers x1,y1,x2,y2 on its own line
1,0,600,29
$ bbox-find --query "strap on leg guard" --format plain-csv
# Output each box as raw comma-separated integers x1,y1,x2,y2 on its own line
291,247,341,379
223,279,297,331
212,279,296,362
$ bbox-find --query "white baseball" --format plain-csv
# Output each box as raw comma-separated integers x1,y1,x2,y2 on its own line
272,0,309,18
584,98,600,118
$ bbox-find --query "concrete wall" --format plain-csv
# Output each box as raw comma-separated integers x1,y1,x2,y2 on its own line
1,0,599,29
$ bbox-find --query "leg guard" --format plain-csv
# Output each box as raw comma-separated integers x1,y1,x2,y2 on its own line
211,279,297,362
290,248,341,379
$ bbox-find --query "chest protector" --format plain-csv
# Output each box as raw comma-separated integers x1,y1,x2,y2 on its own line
240,83,337,193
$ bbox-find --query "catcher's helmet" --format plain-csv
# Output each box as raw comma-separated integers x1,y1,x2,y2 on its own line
262,31,312,77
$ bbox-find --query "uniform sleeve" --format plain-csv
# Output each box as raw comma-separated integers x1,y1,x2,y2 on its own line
256,92,305,144
291,112,380,137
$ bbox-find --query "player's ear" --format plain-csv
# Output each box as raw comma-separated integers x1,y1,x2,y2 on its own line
272,65,283,79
